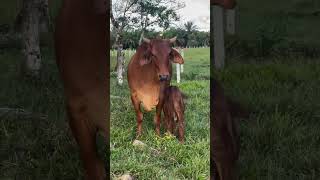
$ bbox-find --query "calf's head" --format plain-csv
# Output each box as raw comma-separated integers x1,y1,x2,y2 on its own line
140,37,184,81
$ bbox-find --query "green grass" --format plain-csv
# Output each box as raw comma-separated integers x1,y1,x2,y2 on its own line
0,48,84,179
213,58,320,179
110,48,210,179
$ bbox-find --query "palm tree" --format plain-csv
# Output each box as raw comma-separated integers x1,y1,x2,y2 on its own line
184,21,197,32
184,21,197,47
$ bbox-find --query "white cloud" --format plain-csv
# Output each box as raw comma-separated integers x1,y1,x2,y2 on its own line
177,0,210,31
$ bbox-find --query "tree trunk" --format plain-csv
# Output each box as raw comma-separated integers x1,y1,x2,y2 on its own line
39,0,49,33
20,0,42,77
116,47,125,85
113,33,125,85
139,30,145,45
213,5,225,69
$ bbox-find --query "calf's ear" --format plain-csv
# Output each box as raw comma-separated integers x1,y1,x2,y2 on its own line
171,49,184,64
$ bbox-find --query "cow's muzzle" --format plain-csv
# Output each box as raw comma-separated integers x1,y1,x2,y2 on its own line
159,75,169,81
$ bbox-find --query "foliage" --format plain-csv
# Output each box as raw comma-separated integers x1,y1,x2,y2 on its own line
111,28,210,49
184,21,197,47
111,0,185,45
134,0,185,30
221,11,320,58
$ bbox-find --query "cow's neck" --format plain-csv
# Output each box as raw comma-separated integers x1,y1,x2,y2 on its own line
62,0,107,19
64,0,106,13
63,0,93,13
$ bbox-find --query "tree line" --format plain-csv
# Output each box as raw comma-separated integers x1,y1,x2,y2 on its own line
111,27,210,49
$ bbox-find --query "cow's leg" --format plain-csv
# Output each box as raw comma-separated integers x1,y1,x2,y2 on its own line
154,103,163,136
215,159,237,180
211,159,220,180
66,103,106,180
213,142,238,180
131,95,143,137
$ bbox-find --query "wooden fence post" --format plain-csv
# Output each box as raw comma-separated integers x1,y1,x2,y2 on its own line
176,63,181,83
180,48,184,73
213,5,225,69
175,47,185,83
225,7,236,35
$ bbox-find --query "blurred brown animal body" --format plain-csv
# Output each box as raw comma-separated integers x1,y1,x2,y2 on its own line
211,78,249,180
127,38,184,137
54,0,108,179
163,86,186,143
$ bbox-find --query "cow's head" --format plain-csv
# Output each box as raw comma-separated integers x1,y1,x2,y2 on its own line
140,37,184,81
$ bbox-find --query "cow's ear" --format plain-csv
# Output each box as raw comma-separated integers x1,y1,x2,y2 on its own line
140,47,152,66
139,42,153,66
171,49,184,64
139,58,151,66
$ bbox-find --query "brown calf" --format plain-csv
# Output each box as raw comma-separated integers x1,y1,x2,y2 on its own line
211,78,249,180
163,86,187,143
54,0,108,179
127,37,184,137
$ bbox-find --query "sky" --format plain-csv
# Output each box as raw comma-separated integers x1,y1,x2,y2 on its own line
112,0,210,32
177,0,210,32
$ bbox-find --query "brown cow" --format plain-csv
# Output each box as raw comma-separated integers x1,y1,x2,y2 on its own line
127,37,184,137
211,78,249,180
54,0,108,179
211,0,236,9
163,86,187,143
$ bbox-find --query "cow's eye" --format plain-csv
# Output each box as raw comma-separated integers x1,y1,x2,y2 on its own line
150,54,156,60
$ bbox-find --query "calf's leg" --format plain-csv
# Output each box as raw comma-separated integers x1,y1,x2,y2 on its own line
176,111,185,143
154,104,162,136
163,113,171,134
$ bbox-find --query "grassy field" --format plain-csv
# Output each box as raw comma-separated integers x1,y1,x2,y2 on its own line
0,48,90,179
213,58,320,179
110,47,210,179
217,1,320,178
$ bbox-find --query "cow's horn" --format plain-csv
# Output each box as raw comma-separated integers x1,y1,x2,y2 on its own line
143,37,151,44
169,36,177,43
